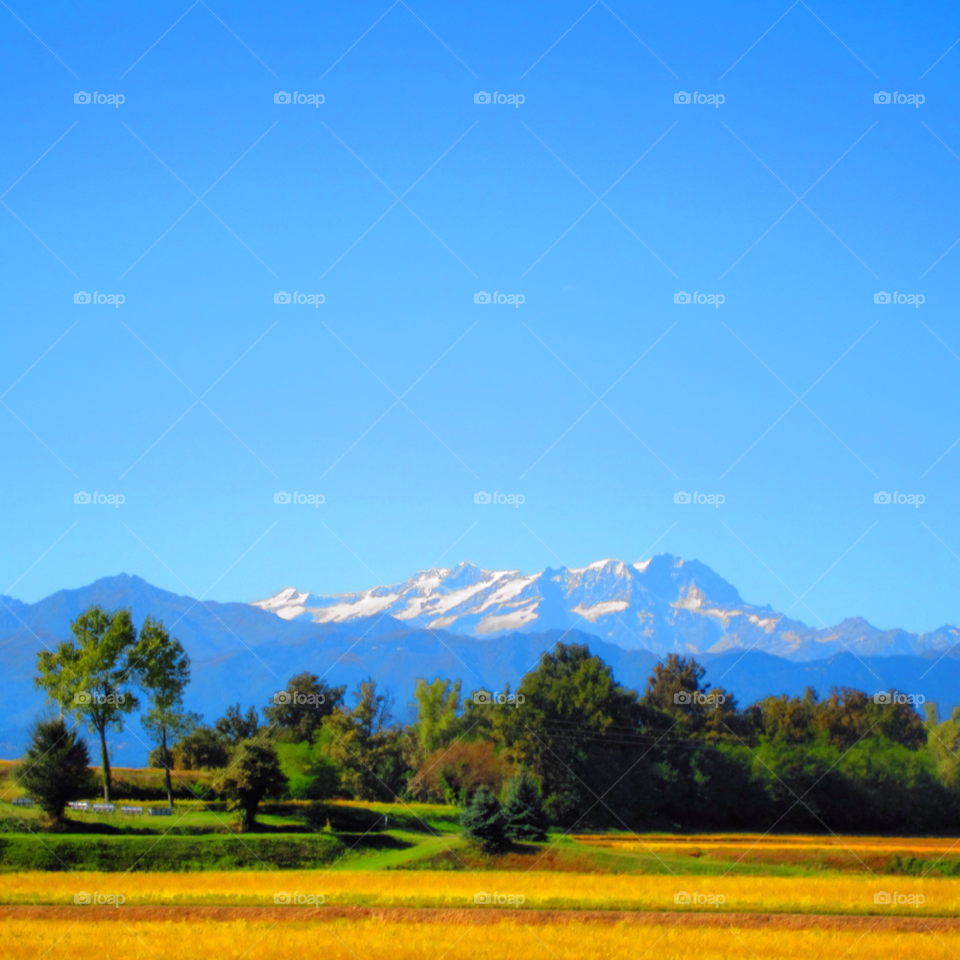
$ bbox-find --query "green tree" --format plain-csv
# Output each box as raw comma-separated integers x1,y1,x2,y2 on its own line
172,725,230,770
413,677,463,754
132,618,198,808
491,643,642,820
215,739,287,831
323,680,405,801
263,672,345,742
19,718,91,826
461,785,507,852
641,654,744,739
503,772,548,841
35,606,139,801
215,704,261,744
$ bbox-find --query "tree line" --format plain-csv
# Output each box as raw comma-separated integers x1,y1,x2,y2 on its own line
19,604,960,835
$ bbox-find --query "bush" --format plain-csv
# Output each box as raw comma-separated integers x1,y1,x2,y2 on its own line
461,785,507,852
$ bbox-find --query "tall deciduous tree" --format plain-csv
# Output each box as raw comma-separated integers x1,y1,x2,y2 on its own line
35,606,138,801
133,617,198,808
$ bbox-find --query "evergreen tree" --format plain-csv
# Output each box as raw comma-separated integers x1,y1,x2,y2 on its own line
503,773,548,841
461,785,507,852
19,718,91,825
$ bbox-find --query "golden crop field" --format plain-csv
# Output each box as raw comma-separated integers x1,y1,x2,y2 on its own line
574,833,960,856
2,870,946,915
1,917,959,960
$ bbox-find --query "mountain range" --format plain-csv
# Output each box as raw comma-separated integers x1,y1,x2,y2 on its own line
252,554,960,661
1,554,957,766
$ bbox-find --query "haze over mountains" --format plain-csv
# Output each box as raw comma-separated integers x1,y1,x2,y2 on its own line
253,554,960,661
2,553,958,765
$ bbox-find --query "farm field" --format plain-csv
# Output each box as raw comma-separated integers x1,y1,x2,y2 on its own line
1,914,959,960
0,869,946,915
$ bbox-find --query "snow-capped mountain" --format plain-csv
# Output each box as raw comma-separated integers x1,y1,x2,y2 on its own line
252,554,960,661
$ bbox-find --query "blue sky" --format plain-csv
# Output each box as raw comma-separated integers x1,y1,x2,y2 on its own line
2,0,960,636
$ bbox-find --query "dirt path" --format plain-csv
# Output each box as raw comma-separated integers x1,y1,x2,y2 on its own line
0,905,956,931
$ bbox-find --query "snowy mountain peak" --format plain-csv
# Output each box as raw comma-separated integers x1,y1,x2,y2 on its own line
251,554,960,661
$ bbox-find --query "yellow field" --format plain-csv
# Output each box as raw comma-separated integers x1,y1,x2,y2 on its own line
2,917,959,960
3,870,950,915
575,833,960,856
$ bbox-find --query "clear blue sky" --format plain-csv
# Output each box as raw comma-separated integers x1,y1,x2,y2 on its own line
2,0,960,636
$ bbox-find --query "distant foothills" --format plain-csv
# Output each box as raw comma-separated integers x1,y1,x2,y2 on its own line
2,553,960,766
